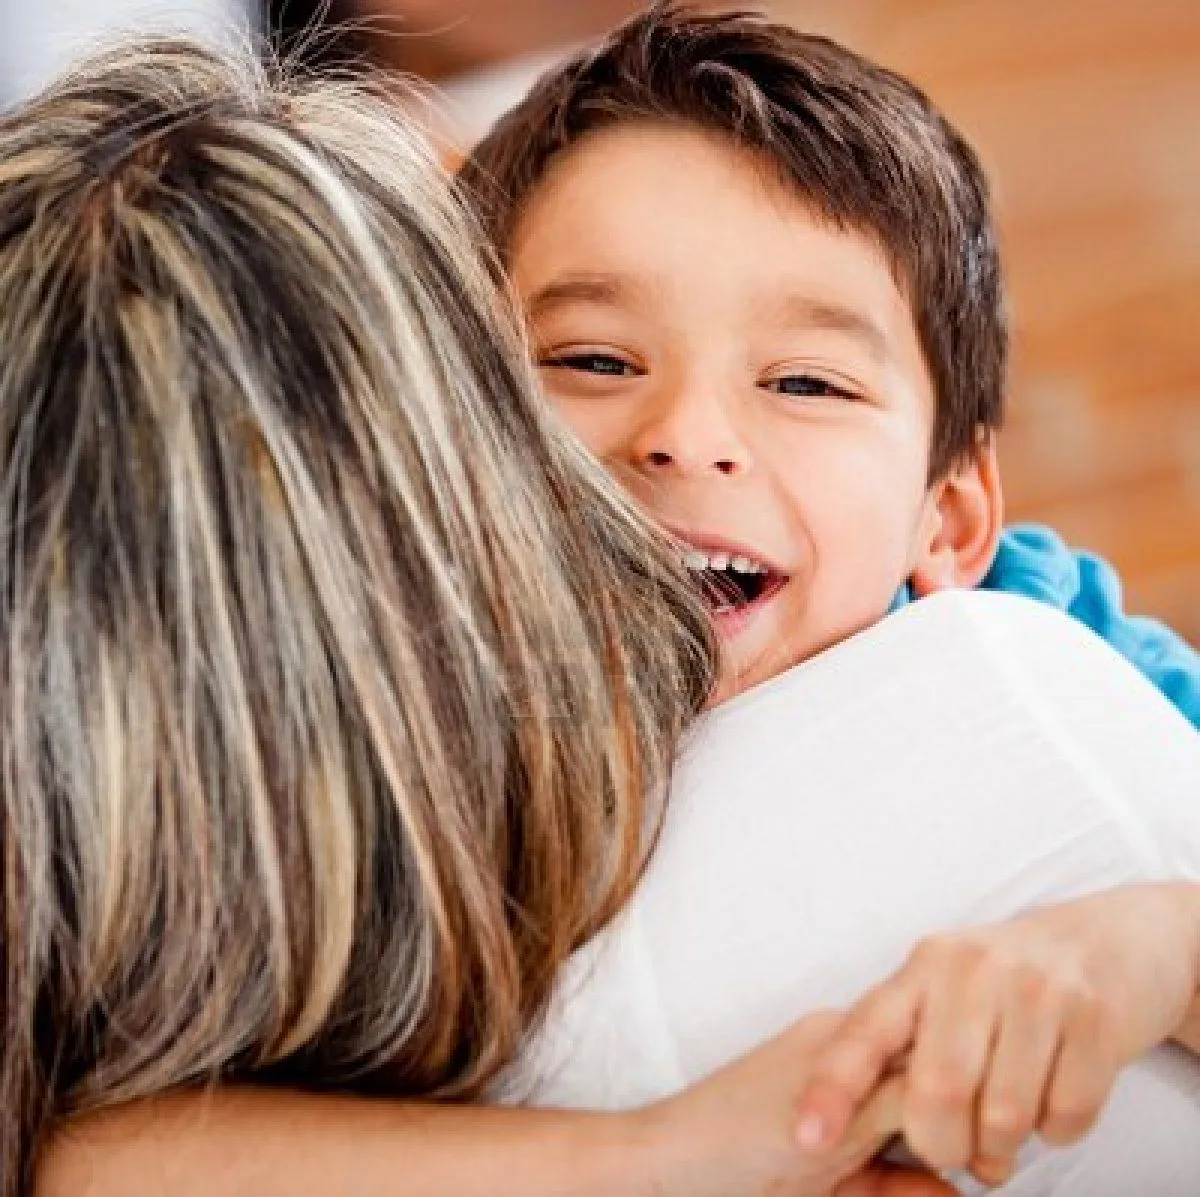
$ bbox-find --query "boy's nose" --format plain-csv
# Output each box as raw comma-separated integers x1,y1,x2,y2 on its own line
629,392,751,479
642,448,739,474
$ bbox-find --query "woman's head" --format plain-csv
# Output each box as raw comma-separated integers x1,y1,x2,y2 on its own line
0,40,711,1190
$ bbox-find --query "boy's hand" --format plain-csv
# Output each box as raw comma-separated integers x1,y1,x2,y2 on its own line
650,1011,953,1197
792,882,1200,1186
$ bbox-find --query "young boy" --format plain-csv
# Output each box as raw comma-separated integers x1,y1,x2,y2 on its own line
457,2,1200,1185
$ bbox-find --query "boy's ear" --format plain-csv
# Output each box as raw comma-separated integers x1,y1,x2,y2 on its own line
910,434,1004,597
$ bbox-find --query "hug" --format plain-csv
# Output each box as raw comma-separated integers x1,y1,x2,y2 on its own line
2,7,1198,1196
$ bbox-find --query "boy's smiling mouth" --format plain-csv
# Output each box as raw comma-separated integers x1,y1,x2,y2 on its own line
668,528,790,638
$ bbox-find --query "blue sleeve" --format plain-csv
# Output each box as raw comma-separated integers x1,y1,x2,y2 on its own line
982,524,1200,730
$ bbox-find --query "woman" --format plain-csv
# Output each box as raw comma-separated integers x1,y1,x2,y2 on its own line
1,38,930,1197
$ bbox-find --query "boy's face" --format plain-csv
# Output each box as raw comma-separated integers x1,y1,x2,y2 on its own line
508,124,959,699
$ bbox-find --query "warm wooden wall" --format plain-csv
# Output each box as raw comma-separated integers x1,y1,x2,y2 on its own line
770,0,1200,643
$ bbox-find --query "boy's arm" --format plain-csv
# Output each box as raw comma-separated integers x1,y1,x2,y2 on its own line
983,524,1200,729
37,1090,649,1197
36,1058,948,1197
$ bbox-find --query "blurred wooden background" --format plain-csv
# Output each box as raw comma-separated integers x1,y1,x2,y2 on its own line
300,0,1200,643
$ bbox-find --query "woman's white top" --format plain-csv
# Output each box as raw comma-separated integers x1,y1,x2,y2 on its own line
512,591,1200,1196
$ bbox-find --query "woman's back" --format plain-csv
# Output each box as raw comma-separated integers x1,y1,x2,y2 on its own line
0,41,712,1195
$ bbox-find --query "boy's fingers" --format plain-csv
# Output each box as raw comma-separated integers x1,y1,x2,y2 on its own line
903,968,997,1172
835,1074,909,1166
1039,999,1115,1145
975,980,1060,1164
795,982,919,1152
968,1153,1017,1187
805,1078,915,1197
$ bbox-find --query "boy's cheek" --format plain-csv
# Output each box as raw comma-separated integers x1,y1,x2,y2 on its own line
547,394,644,469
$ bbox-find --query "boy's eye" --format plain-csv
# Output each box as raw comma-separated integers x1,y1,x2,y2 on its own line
540,352,639,378
762,374,855,400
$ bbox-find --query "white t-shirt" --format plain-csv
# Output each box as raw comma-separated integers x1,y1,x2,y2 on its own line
512,591,1200,1196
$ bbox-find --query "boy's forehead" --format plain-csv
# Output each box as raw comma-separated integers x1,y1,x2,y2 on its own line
510,122,785,252
508,123,913,345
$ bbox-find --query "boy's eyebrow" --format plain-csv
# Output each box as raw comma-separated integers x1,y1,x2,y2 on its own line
524,276,892,361
770,296,890,362
523,271,653,320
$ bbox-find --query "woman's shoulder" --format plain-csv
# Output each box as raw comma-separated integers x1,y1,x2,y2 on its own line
690,588,1200,879
707,587,1187,730
900,590,1199,790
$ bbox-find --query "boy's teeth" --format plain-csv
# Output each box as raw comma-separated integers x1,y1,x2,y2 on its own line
681,549,768,574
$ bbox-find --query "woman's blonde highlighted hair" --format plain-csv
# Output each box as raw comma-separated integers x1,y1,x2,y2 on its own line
0,41,712,1193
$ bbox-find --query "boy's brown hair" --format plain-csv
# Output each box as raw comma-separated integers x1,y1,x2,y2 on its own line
459,2,1007,478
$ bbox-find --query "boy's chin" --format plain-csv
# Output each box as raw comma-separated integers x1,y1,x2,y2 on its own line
707,640,806,706
709,610,890,704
